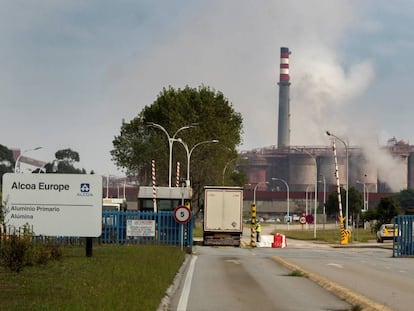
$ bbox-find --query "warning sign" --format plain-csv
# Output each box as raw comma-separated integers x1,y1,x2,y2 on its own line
126,219,155,237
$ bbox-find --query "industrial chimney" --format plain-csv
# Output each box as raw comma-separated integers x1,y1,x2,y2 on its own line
277,47,291,149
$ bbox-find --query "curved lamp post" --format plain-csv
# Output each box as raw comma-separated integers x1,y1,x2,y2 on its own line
326,131,349,229
38,159,64,174
272,177,290,230
14,147,42,173
253,181,269,205
176,138,219,186
147,122,197,187
222,156,248,185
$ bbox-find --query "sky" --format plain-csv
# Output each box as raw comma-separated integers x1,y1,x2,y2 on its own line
1,0,414,177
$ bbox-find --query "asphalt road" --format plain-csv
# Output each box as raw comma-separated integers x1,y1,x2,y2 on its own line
160,226,413,311
270,241,413,311
167,246,352,311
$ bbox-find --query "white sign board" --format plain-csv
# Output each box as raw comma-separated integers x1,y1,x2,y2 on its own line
2,173,102,237
126,219,155,237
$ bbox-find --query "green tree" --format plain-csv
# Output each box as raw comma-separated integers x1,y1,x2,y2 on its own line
375,196,402,226
326,187,346,219
52,149,84,174
111,86,244,212
348,187,364,220
32,149,86,174
325,187,363,222
55,149,80,163
394,189,414,214
111,85,243,186
0,144,14,182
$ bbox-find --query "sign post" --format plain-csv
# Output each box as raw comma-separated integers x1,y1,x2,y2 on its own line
299,215,306,231
173,205,191,250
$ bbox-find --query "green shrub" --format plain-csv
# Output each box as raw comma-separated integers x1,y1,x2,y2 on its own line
1,235,32,272
33,244,51,265
48,242,63,260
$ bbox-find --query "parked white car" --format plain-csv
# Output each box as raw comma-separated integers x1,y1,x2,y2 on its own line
376,224,398,243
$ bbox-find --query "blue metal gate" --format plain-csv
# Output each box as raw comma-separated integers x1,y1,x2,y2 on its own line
393,215,414,257
101,210,193,247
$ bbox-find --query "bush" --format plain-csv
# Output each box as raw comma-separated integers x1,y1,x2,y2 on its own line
48,242,63,260
1,235,32,272
33,244,51,265
1,229,63,271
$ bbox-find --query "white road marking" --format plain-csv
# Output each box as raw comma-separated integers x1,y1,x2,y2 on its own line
177,255,198,311
327,263,344,269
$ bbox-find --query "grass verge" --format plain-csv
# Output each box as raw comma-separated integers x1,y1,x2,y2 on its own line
271,228,376,243
0,244,185,311
287,269,305,277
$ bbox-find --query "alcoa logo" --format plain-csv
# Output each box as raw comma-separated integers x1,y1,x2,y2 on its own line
77,183,93,197
80,183,90,192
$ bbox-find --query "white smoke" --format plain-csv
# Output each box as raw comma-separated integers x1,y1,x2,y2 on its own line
357,137,408,192
290,56,376,145
107,1,407,189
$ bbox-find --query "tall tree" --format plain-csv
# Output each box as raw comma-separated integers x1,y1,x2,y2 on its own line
326,187,346,219
0,144,14,183
348,187,363,220
394,189,414,214
375,197,402,226
111,85,243,196
55,149,80,163
325,187,364,221
53,148,84,174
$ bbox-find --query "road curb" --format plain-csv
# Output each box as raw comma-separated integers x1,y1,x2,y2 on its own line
157,253,192,311
271,256,393,311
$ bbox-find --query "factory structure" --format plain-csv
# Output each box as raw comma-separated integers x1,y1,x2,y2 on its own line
242,47,414,196
9,47,414,218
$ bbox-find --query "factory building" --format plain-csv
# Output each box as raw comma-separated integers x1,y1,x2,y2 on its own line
243,47,414,195
243,139,414,194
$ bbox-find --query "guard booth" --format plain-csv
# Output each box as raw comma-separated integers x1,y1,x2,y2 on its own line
137,186,192,211
102,198,127,211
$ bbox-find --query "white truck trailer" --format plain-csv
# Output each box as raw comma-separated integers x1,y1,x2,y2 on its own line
203,186,243,246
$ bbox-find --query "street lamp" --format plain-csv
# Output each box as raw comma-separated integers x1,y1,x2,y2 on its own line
14,147,42,173
294,147,318,238
272,177,290,230
253,181,269,205
147,122,197,187
356,180,367,212
305,184,312,229
38,159,63,174
175,138,219,186
222,156,248,185
326,131,349,229
319,175,326,230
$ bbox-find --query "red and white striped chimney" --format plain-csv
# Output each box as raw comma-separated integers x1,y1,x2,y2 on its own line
279,47,290,82
277,47,291,149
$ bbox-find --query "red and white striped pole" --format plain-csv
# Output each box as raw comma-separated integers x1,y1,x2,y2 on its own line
176,161,180,187
152,159,157,212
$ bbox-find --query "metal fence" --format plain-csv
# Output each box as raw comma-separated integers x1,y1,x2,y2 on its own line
0,211,194,248
101,210,193,247
393,215,414,257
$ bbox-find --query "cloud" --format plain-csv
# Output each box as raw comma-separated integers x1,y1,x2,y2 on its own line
1,1,411,177
110,1,372,151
